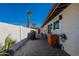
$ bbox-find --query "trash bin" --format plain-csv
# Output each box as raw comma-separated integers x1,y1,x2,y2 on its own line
27,30,36,40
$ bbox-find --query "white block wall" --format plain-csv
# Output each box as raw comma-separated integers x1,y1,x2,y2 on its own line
0,22,35,46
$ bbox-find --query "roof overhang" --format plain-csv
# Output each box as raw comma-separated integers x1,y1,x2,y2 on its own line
41,3,71,28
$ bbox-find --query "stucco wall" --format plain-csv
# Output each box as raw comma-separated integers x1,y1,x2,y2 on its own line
42,4,79,56
59,4,79,56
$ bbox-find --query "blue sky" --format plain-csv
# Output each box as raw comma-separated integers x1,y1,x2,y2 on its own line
0,3,54,27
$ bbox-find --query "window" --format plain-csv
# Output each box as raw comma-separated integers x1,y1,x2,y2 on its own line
55,20,59,29
48,24,52,33
53,22,55,30
53,20,59,30
50,24,52,30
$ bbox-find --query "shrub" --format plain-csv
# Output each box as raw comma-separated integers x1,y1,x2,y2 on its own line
0,34,16,56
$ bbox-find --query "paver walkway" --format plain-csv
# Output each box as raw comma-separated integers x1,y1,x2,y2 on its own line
14,39,70,56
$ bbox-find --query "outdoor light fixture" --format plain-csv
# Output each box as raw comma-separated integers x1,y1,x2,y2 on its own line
59,15,62,20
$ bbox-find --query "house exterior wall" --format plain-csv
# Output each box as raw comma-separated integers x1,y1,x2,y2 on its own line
42,3,79,56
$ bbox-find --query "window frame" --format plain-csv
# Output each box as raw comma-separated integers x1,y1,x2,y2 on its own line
53,20,59,30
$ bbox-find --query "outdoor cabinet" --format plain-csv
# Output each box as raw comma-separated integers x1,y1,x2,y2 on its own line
48,34,59,46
